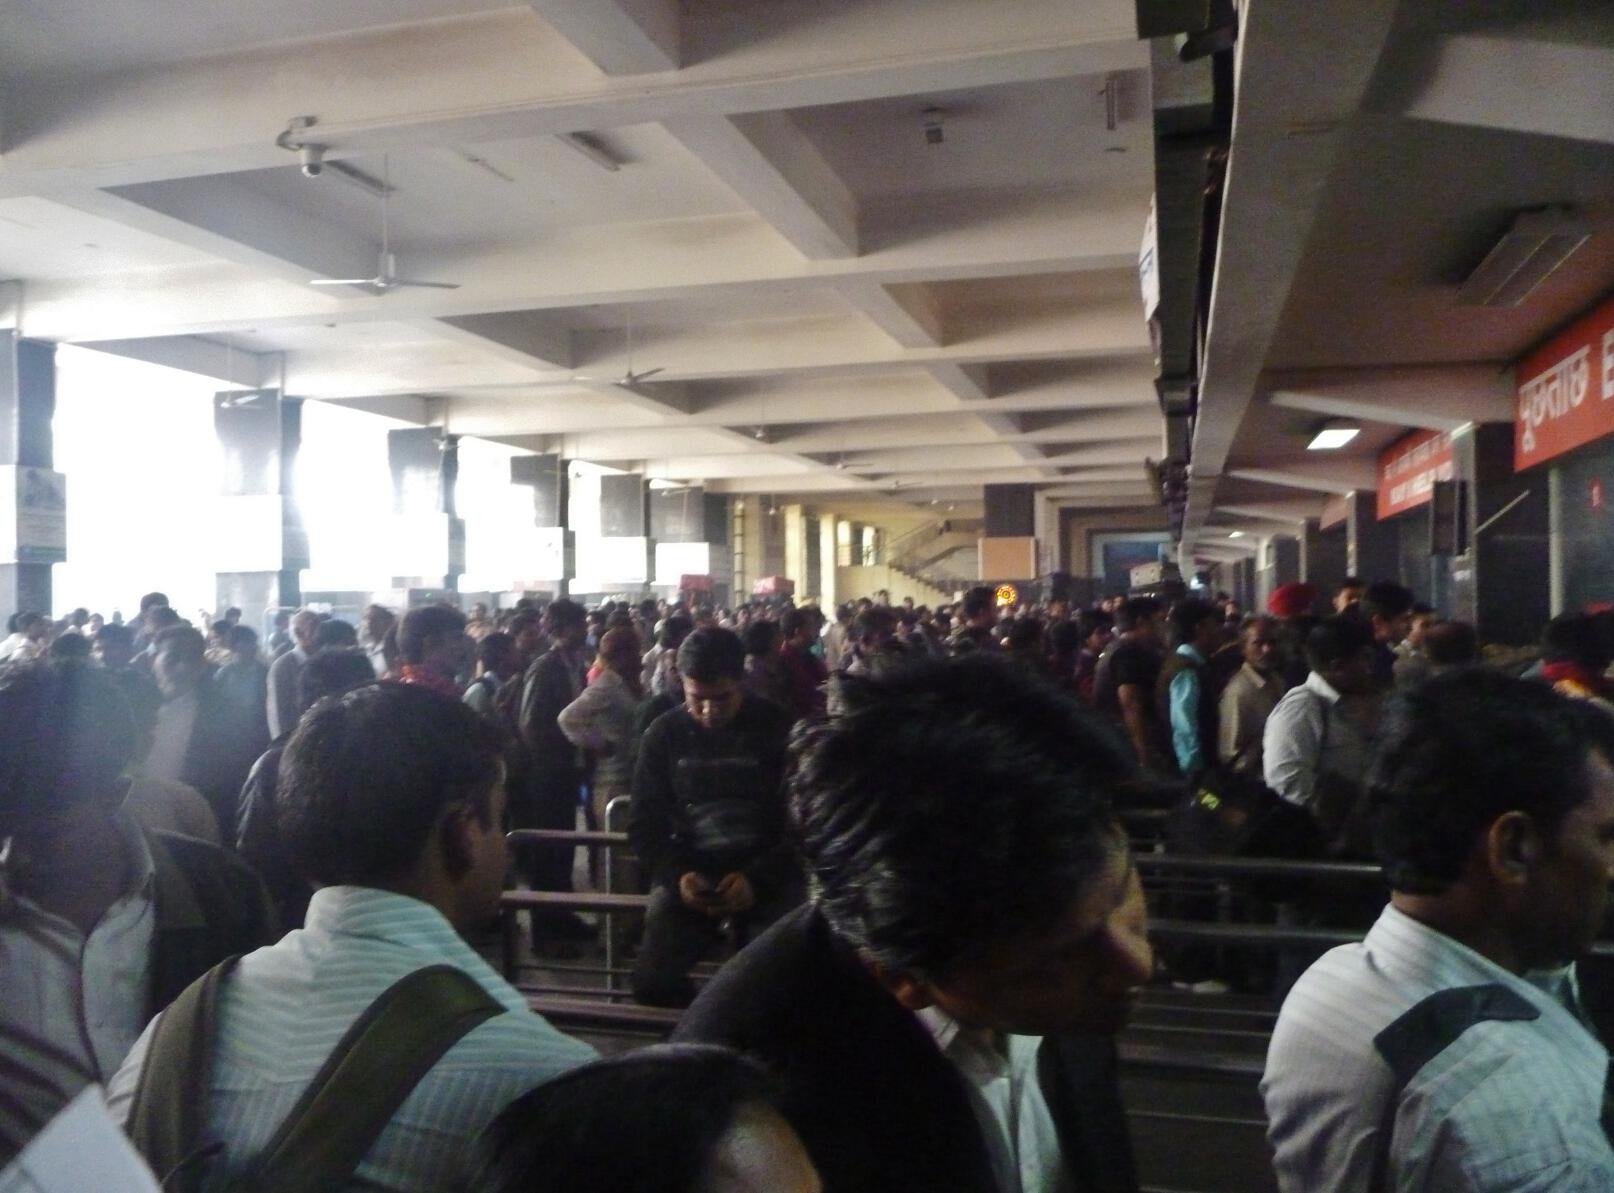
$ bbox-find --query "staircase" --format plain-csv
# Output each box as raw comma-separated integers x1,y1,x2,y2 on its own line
885,519,982,593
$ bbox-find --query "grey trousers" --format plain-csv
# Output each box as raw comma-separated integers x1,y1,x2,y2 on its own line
631,875,804,1008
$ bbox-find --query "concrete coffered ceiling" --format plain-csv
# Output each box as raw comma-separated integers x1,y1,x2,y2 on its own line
0,0,1168,526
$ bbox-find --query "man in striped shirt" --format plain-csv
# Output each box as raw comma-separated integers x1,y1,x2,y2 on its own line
1262,671,1614,1192
108,683,594,1191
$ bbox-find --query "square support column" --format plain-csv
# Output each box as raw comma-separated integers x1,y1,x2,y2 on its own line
387,427,465,594
214,390,307,632
0,336,62,624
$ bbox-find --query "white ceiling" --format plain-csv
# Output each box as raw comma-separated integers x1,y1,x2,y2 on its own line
0,0,1164,530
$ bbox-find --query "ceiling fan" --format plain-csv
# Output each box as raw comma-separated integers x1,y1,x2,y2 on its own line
576,311,664,386
310,155,460,293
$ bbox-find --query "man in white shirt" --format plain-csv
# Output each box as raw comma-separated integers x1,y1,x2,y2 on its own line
0,661,273,1168
1263,616,1377,847
1263,670,1614,1192
0,612,48,663
108,681,594,1191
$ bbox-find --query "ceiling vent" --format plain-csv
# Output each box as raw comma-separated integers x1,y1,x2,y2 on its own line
1458,206,1591,308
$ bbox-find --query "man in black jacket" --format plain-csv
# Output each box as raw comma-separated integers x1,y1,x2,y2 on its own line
630,627,798,1007
516,599,593,941
0,659,274,1166
676,654,1151,1193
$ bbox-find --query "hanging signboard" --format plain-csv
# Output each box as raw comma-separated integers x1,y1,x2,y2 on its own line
1377,428,1456,520
0,466,67,565
1515,294,1614,470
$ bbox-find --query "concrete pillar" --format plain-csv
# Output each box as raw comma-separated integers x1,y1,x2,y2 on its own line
783,503,808,589
1470,422,1551,646
1346,492,1398,584
387,427,465,596
818,513,838,610
1301,516,1347,600
981,483,1038,581
214,389,307,631
598,473,652,592
510,453,571,595
0,335,63,625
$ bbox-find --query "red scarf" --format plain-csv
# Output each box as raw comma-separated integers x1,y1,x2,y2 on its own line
396,665,462,700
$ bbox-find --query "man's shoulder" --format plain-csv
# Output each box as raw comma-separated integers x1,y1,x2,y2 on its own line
739,694,795,732
677,905,838,1041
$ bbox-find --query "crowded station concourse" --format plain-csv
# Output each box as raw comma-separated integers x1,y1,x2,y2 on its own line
3,1,1614,1191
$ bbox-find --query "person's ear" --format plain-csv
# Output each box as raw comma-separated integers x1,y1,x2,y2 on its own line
437,804,475,881
860,956,936,1012
1486,811,1542,887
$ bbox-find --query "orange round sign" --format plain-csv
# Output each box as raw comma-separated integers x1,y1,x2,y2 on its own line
994,584,1019,607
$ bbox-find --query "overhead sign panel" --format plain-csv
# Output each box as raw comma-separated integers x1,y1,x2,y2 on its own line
1515,294,1614,470
1377,428,1456,520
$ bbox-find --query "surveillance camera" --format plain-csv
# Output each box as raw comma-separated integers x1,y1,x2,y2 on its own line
299,143,325,177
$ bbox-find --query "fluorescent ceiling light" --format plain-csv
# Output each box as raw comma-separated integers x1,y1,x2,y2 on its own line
1458,206,1590,308
1307,420,1361,451
1228,530,1245,538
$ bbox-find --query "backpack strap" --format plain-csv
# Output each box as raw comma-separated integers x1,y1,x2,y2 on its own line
234,964,504,1192
1366,983,1538,1193
124,955,241,1193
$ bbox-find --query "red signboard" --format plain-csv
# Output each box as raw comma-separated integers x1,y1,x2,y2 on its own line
1377,428,1456,520
752,575,796,597
1515,294,1614,470
679,573,714,592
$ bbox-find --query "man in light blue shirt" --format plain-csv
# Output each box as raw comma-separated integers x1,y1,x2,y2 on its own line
1263,671,1614,1191
109,682,595,1191
1158,600,1225,778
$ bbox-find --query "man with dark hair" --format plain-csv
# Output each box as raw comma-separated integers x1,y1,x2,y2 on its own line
144,624,257,833
778,606,828,720
1420,619,1479,674
213,623,269,757
630,627,798,1007
1071,609,1114,705
1263,671,1614,1191
1541,611,1614,712
266,608,320,739
677,654,1149,1193
949,586,1000,655
0,611,48,662
0,661,272,1166
1157,599,1225,778
1360,581,1416,690
464,630,519,719
395,604,469,698
843,605,900,677
1218,615,1286,776
1095,596,1167,771
516,598,593,940
235,646,380,928
1262,616,1377,847
1333,577,1366,615
108,683,594,1190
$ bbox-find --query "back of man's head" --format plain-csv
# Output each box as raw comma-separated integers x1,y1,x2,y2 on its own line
1542,612,1612,670
961,586,995,622
545,598,587,633
279,682,503,888
1304,615,1374,673
1370,669,1614,897
1360,581,1414,623
677,627,745,684
153,624,206,664
314,617,359,652
792,654,1132,983
660,612,695,650
397,605,468,665
1115,597,1162,634
1169,598,1219,648
295,647,378,714
1423,620,1479,668
138,591,169,613
0,661,137,834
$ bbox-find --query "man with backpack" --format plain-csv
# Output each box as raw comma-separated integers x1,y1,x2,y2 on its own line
109,683,595,1191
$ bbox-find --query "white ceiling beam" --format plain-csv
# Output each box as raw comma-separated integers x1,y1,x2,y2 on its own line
77,335,271,388
1264,364,1516,432
664,111,859,258
432,312,575,372
1183,0,1400,541
1398,34,1614,147
928,362,993,402
0,3,1145,195
1217,501,1320,525
837,281,944,348
529,0,681,75
1225,461,1376,495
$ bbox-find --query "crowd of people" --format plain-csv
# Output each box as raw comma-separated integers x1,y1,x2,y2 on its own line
2,574,1613,1192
